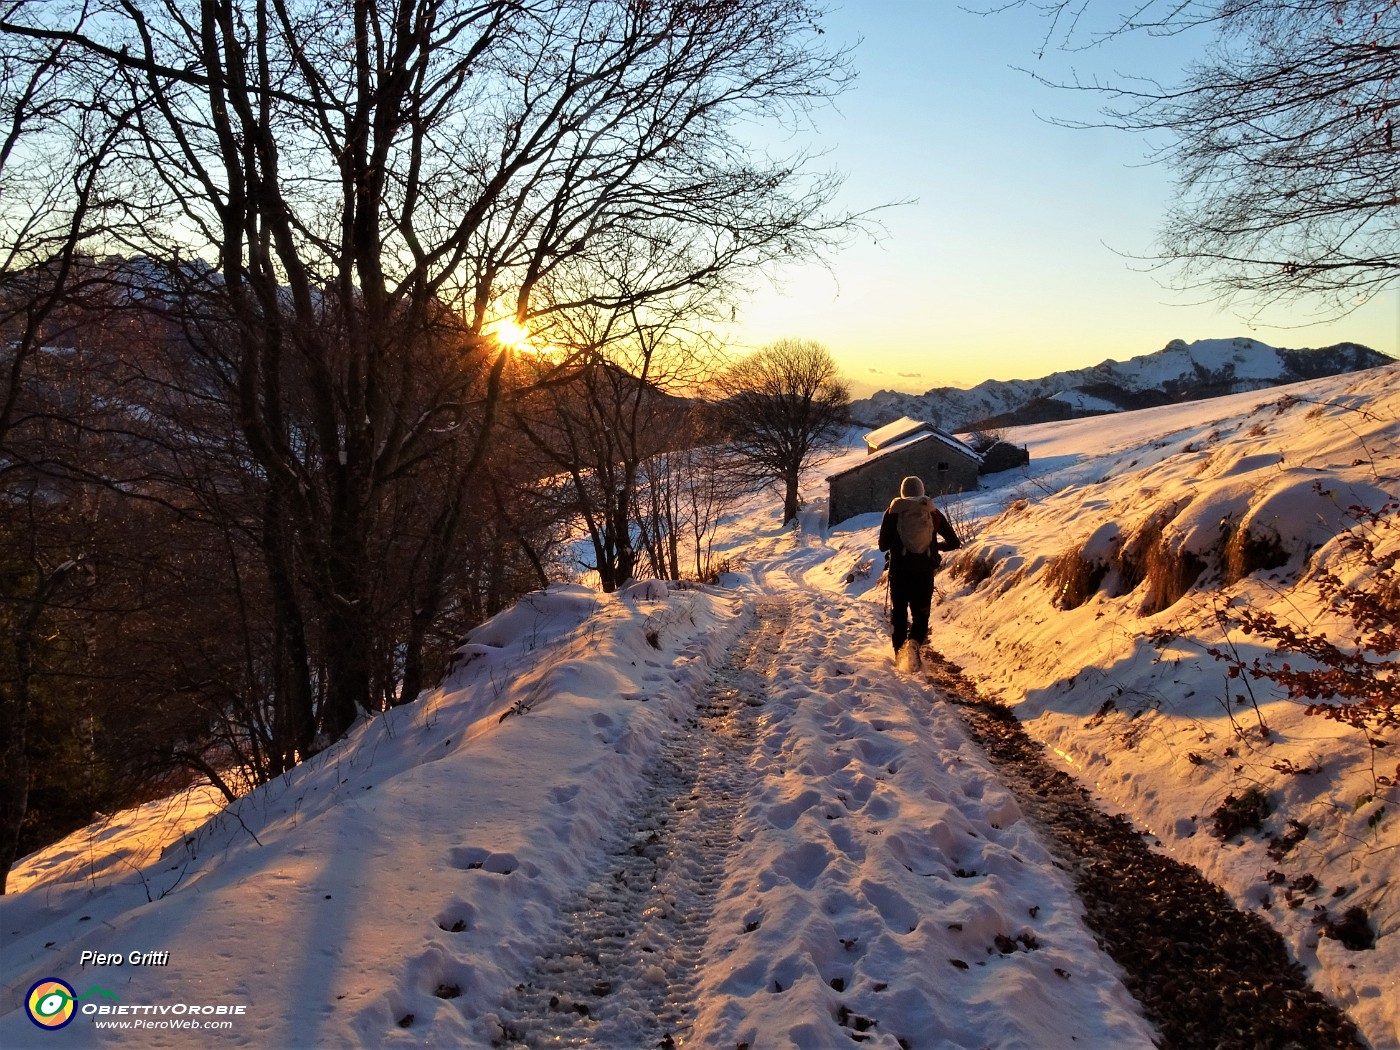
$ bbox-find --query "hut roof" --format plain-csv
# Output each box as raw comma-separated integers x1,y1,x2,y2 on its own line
863,416,933,452
827,429,982,483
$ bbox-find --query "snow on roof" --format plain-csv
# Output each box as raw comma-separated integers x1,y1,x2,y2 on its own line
828,429,981,481
863,415,932,451
864,416,980,458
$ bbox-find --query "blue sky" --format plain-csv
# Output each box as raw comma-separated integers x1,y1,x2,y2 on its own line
723,2,1400,395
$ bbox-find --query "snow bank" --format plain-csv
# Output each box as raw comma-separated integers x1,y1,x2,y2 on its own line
917,365,1400,1048
0,585,747,1049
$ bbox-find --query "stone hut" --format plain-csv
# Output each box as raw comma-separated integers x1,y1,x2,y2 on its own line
977,439,1030,475
828,419,982,526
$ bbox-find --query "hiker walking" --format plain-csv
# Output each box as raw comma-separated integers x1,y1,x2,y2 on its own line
878,475,962,671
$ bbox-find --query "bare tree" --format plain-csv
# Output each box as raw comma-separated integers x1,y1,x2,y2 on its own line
1,0,859,751
0,279,258,892
999,0,1400,315
512,295,713,591
636,415,747,582
1,29,133,451
711,337,850,525
0,32,141,887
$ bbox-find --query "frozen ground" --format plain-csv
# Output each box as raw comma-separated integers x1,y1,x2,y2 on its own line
2,364,1395,1049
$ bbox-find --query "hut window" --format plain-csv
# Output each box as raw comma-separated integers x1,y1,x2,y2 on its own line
936,461,949,472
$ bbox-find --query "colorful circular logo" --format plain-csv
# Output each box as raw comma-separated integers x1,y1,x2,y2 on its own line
26,978,77,1030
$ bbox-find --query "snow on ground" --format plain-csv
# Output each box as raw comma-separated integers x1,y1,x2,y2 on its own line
822,363,1400,1049
3,586,748,1047
2,363,1395,1049
684,579,1153,1048
1047,389,1119,413
4,788,228,898
0,545,1155,1049
1124,336,1286,387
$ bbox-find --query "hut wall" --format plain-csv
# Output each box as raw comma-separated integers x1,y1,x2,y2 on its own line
978,440,1031,475
828,440,980,526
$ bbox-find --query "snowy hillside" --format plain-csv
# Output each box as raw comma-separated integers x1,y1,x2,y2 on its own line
851,336,1392,432
832,364,1400,1046
2,365,1396,1049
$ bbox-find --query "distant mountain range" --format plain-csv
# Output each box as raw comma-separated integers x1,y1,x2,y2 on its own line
849,338,1395,433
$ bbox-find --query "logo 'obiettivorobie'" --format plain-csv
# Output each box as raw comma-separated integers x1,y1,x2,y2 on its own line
25,980,120,1031
25,978,78,1030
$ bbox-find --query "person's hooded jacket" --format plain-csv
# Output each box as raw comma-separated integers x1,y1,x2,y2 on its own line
878,476,962,570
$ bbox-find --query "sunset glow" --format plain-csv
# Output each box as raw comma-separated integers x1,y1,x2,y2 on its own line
727,2,1400,396
489,318,535,352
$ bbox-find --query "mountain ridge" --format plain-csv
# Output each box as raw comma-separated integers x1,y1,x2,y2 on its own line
850,337,1394,432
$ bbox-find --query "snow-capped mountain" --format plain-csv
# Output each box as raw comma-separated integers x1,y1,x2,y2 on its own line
851,337,1393,432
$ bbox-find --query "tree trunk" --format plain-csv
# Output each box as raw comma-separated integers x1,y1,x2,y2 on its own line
783,471,800,525
321,606,371,742
398,487,469,708
0,563,76,893
319,523,373,742
263,483,315,771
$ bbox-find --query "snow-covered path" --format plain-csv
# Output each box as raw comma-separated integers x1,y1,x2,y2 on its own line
678,573,1159,1049
0,530,1368,1050
492,601,775,1047
482,577,1161,1049
0,540,1162,1050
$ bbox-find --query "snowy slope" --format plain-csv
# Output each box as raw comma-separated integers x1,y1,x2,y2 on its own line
2,586,747,1047
3,365,1396,1049
1,578,1159,1049
828,363,1400,1048
851,336,1392,431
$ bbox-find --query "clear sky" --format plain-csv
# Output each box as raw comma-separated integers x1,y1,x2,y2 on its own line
722,2,1400,397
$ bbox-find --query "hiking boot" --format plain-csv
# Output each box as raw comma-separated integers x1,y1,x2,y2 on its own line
894,641,921,672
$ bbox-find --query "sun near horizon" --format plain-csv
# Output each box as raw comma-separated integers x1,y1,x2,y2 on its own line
487,317,535,353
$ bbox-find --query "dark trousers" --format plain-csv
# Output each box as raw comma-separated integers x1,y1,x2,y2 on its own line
889,553,935,651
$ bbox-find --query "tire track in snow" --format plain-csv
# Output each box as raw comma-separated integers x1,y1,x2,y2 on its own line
490,597,790,1049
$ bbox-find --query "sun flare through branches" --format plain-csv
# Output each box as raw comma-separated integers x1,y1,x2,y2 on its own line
487,318,535,353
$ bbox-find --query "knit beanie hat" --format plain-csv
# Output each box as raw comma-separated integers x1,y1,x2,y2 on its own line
900,476,925,498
